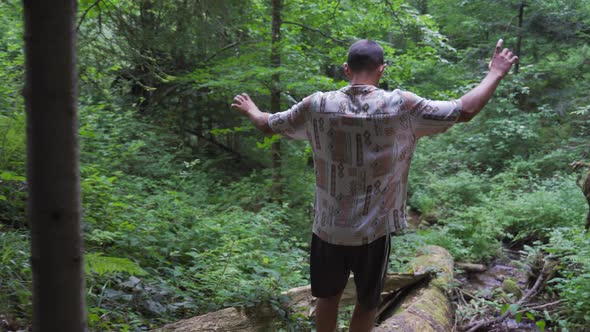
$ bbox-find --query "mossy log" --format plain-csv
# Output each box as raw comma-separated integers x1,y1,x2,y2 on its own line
375,245,454,332
154,245,453,332
456,262,487,273
154,273,429,332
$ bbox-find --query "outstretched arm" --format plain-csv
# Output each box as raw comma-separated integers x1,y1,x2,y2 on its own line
458,39,519,122
231,93,275,135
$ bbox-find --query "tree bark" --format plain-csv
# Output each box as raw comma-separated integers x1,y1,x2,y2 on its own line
515,0,525,75
582,172,590,229
375,245,454,332
154,272,429,332
23,0,86,331
270,0,282,200
417,0,428,15
456,262,487,273
571,162,590,229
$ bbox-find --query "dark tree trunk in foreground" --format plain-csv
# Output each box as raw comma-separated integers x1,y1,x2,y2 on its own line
23,1,86,331
270,0,282,200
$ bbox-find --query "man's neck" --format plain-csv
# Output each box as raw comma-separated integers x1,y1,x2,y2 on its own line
350,77,379,87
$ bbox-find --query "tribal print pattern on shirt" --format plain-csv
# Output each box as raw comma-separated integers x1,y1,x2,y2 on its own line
269,85,462,245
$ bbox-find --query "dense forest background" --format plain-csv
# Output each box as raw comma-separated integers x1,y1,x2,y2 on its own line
1,0,589,331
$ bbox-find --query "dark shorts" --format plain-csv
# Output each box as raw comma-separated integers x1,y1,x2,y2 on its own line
310,233,390,310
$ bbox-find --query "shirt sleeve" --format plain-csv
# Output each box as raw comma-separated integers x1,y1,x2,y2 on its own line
402,91,462,138
268,93,316,140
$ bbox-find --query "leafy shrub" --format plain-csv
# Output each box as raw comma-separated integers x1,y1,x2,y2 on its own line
0,112,25,172
499,177,586,241
541,227,590,329
0,231,32,326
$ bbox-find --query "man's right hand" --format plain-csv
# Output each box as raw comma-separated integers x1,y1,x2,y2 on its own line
231,93,259,115
230,93,274,135
488,39,519,78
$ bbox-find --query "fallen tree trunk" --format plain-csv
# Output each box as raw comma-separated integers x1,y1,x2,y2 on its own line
154,246,453,332
375,245,454,332
154,273,429,332
456,262,487,273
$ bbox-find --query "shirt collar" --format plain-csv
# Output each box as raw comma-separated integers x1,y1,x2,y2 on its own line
339,84,379,96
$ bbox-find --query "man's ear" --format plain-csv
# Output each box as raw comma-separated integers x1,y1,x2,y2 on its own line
343,63,352,79
375,64,387,80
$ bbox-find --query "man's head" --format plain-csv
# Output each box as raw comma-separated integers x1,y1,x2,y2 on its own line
343,39,386,85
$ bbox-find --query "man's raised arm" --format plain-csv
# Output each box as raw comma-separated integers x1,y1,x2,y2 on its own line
458,39,519,122
231,93,275,135
232,92,313,140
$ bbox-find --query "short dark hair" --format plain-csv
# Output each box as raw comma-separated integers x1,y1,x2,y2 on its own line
347,39,384,72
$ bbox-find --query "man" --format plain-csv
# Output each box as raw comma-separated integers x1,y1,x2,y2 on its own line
231,39,517,331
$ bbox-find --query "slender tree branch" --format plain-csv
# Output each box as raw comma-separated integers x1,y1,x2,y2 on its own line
282,20,348,45
329,0,342,21
382,0,408,41
517,300,563,314
77,0,102,32
203,42,240,63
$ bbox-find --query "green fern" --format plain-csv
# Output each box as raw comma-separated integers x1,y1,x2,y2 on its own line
84,252,146,276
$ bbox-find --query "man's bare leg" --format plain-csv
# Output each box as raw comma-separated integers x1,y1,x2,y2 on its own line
349,301,377,332
315,290,344,332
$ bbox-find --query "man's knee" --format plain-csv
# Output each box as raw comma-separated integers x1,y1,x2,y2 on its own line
317,290,344,305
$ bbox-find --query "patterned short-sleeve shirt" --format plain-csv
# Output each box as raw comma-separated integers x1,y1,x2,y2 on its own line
269,85,462,245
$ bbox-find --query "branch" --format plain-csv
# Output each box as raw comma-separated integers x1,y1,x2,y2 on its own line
382,0,408,40
184,129,265,169
282,21,348,45
203,42,240,63
77,0,102,32
517,300,563,314
329,0,342,21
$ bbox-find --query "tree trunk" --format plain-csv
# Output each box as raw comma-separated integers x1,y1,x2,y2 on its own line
23,0,86,331
582,173,590,230
515,0,525,75
270,0,282,200
154,272,430,332
417,0,428,15
375,245,454,332
153,247,457,332
456,262,487,273
572,162,590,230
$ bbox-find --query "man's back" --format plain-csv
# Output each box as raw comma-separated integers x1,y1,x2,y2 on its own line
270,84,462,245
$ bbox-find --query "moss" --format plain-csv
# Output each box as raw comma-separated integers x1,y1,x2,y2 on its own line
378,246,454,331
502,278,522,297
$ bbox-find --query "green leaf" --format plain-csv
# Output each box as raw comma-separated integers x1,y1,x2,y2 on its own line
85,252,146,276
0,171,25,182
500,304,510,315
508,303,520,315
536,320,546,331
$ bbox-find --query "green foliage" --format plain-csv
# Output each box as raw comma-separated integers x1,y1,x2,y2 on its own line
2,0,590,330
85,253,147,277
541,228,590,329
421,174,586,263
0,113,25,172
0,231,32,325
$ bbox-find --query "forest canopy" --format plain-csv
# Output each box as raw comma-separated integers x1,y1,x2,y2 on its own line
1,0,589,331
